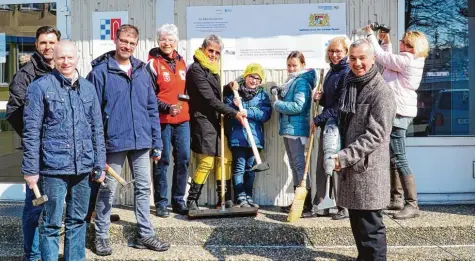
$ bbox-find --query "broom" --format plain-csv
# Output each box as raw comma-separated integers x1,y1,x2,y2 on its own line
287,68,324,223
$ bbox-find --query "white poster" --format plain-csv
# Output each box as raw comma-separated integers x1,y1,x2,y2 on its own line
92,11,128,59
186,4,346,70
0,33,5,64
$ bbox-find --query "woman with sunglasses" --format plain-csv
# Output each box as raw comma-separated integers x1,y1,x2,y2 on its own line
185,34,247,211
364,25,430,220
311,36,351,220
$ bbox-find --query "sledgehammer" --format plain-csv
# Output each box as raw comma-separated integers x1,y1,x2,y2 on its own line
177,94,190,110
32,184,48,206
231,88,270,172
105,164,134,194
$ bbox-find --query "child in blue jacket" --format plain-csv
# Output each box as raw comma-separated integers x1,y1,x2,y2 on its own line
271,51,317,215
224,63,272,208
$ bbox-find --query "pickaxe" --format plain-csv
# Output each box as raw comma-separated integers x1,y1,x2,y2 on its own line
32,184,48,206
105,164,134,195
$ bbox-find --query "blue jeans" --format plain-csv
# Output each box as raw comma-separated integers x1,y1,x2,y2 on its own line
22,183,43,261
390,126,412,176
40,174,90,261
283,137,310,188
95,149,155,239
231,147,256,202
153,122,190,207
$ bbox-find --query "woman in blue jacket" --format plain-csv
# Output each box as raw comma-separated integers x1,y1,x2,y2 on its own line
312,36,351,220
271,51,317,215
224,63,272,208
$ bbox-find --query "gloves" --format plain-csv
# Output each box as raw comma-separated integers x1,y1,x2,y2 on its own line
91,167,103,180
151,148,162,159
270,86,279,96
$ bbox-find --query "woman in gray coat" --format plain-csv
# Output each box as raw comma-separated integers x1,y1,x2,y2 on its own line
332,39,396,261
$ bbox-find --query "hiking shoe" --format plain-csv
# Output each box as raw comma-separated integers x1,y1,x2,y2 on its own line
94,238,112,256
155,206,170,218
133,236,170,252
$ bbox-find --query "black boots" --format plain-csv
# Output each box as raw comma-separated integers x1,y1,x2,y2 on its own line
186,180,204,211
393,174,420,219
387,169,404,210
216,180,234,208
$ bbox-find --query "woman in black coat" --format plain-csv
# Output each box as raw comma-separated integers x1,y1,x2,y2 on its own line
312,36,351,220
185,34,246,210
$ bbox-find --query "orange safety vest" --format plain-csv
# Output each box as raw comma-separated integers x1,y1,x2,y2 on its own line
150,56,189,124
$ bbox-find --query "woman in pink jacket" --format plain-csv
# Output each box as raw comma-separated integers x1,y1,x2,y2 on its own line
365,26,429,220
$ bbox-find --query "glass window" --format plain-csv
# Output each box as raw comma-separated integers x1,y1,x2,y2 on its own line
0,2,56,183
405,0,474,137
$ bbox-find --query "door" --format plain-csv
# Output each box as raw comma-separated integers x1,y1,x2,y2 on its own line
0,0,68,191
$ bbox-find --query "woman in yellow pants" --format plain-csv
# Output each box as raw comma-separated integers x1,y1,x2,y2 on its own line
185,35,246,210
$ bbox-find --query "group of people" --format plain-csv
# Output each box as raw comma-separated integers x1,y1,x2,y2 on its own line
6,21,429,260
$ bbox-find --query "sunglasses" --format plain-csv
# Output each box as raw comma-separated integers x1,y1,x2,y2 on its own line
207,48,221,56
399,40,413,49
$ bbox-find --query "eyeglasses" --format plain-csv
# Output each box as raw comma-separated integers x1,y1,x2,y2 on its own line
207,48,221,56
399,40,413,49
328,49,345,55
247,75,262,84
118,38,137,48
159,38,175,44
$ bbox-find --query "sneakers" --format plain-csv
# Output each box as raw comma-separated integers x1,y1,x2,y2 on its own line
95,238,113,256
133,236,170,252
236,199,251,208
246,197,260,208
155,206,170,218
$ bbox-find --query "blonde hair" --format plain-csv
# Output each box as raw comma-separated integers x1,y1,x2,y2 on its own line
325,36,351,64
403,31,429,58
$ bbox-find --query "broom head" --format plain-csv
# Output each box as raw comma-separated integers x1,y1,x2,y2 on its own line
286,186,308,223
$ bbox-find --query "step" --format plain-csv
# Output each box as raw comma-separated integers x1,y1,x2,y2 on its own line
0,204,474,247
0,243,474,261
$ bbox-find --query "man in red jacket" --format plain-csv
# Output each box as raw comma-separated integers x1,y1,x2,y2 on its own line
147,24,190,217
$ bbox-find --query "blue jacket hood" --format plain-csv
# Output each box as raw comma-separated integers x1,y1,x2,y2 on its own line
297,68,318,90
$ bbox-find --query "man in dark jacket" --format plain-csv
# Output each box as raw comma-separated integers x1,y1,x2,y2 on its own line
22,40,106,261
5,26,60,261
332,39,396,260
87,24,169,256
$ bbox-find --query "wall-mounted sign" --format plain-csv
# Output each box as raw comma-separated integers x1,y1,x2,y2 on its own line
186,4,346,70
92,11,128,59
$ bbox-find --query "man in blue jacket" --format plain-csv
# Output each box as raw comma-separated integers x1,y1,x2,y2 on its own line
22,40,106,261
87,24,169,256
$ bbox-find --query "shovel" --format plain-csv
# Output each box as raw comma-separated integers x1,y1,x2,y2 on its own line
231,88,269,172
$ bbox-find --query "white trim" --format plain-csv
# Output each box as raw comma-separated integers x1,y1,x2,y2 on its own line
1,0,69,40
406,137,475,147
397,0,405,53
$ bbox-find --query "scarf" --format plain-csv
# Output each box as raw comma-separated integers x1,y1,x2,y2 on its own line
239,82,260,101
277,69,308,98
338,64,379,114
194,48,219,74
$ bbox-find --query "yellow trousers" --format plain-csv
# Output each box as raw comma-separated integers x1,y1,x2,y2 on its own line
192,141,232,184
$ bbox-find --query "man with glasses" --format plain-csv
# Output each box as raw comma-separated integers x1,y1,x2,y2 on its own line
147,24,190,217
6,26,60,261
87,24,170,256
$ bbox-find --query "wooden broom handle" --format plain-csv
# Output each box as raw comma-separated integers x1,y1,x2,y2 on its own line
302,69,325,184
